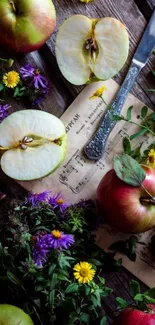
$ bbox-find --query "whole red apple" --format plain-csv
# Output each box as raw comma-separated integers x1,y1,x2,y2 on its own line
96,165,155,233
0,0,56,53
113,306,155,325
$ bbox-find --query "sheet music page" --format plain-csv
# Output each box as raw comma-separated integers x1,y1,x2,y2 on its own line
19,79,155,287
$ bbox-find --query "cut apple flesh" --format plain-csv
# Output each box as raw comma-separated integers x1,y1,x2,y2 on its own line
55,15,129,85
0,110,67,181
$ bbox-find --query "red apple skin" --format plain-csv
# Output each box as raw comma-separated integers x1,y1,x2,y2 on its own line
113,306,155,325
0,0,56,53
96,165,155,233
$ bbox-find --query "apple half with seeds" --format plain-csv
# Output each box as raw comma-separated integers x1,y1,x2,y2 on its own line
0,110,67,181
55,15,129,85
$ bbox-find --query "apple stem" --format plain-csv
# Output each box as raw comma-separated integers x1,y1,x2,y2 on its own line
9,0,16,12
140,197,155,205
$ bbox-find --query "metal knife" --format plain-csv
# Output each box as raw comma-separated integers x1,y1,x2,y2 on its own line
84,10,155,160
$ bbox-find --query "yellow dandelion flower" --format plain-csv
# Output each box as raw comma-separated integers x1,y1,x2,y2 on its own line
89,85,107,100
3,71,20,88
147,149,155,168
73,261,95,284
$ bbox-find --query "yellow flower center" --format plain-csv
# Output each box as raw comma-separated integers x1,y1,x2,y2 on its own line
3,71,20,88
56,198,64,205
80,268,89,277
35,69,40,75
52,230,62,239
147,149,155,168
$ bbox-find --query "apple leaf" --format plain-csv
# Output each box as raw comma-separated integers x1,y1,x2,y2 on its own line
114,154,146,186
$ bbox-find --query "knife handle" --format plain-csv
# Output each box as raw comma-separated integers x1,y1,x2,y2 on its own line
83,63,141,160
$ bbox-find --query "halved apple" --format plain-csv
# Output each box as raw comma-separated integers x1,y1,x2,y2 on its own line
55,15,129,85
0,304,34,325
0,110,67,181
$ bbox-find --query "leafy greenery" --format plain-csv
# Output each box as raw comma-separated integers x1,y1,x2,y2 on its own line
116,279,155,312
0,196,112,325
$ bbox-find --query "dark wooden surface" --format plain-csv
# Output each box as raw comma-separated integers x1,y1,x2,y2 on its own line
0,0,155,323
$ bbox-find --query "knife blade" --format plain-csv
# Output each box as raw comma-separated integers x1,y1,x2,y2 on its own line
84,10,155,161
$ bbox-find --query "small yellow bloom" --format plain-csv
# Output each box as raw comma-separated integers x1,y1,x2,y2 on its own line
147,149,155,168
3,71,20,88
73,261,95,284
51,230,62,239
89,85,107,100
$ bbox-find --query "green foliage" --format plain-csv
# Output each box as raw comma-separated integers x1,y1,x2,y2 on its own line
0,197,112,325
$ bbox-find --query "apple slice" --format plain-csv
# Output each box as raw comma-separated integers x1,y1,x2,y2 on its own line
55,15,129,85
0,110,67,181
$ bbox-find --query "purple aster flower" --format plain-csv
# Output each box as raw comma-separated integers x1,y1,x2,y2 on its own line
48,193,69,213
20,64,48,90
32,234,50,268
0,104,10,122
32,231,74,268
47,230,75,249
25,191,51,206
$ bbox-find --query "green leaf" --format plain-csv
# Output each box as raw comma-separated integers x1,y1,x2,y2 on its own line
0,83,4,92
147,112,155,121
80,313,90,323
144,296,155,304
130,128,148,140
65,283,79,294
111,114,123,121
7,271,24,288
49,290,55,305
50,273,57,290
147,88,155,92
134,293,144,302
141,106,148,119
126,106,133,120
57,274,70,283
98,276,105,285
13,87,19,97
144,287,155,298
116,297,128,309
48,263,56,276
100,316,107,325
114,154,146,186
123,137,131,155
130,280,140,297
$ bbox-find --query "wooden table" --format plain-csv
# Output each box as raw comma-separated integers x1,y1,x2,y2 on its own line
0,0,155,323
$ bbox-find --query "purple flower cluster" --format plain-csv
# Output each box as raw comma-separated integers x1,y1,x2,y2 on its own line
32,231,75,268
20,64,49,106
0,104,10,122
25,191,69,214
